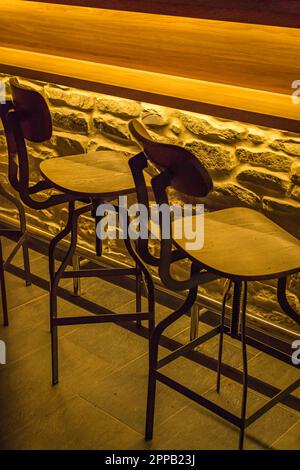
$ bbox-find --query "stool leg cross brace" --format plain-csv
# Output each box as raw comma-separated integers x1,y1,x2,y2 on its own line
49,200,155,386
145,278,300,450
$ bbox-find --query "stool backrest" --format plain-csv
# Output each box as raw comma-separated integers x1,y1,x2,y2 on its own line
128,119,214,290
0,78,53,204
10,78,52,143
129,119,213,197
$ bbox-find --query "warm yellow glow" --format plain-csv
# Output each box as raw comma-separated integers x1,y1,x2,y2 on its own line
0,47,299,131
1,1,300,132
1,0,300,95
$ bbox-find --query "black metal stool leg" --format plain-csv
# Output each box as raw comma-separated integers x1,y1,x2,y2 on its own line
189,304,199,342
145,284,198,440
50,297,59,385
93,200,103,258
139,268,155,335
217,279,232,393
136,264,143,328
239,281,248,450
49,201,79,385
50,202,91,385
48,203,75,333
72,254,81,296
145,339,158,441
17,198,31,287
0,240,8,326
231,281,242,338
22,241,31,286
124,235,155,336
148,285,155,336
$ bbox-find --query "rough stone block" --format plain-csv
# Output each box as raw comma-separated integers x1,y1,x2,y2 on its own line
150,132,179,145
141,107,169,127
185,140,237,172
170,122,182,135
289,272,300,297
262,196,300,214
93,116,131,141
87,137,137,156
45,85,95,111
247,132,265,145
96,96,141,119
248,281,280,312
211,183,260,208
237,169,289,195
52,109,89,135
291,162,300,185
0,135,6,153
18,78,45,94
0,77,12,99
270,138,300,156
27,144,56,161
236,148,292,172
182,114,247,144
50,133,86,156
291,186,300,202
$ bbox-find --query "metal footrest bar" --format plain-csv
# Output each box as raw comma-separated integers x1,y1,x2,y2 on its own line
155,371,300,439
61,267,136,279
2,232,27,270
157,325,221,370
229,331,295,366
245,378,300,428
156,371,242,428
219,322,294,367
54,312,151,326
49,199,155,386
0,229,22,239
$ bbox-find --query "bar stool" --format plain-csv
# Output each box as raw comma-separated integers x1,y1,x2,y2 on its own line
128,119,300,450
3,78,154,386
0,101,31,326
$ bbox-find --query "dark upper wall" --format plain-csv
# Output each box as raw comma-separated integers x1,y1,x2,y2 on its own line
25,0,300,28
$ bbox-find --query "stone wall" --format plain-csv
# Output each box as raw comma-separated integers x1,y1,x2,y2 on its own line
0,74,299,332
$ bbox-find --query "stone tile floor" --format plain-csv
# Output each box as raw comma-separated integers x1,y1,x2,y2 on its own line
0,238,299,450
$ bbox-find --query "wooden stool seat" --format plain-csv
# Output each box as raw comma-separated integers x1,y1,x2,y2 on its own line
173,207,300,281
40,150,145,198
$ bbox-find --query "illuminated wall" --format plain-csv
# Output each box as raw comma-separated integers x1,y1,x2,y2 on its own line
0,74,299,332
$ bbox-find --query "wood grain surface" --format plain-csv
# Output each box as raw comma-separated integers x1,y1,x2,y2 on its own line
173,207,300,280
1,1,300,95
40,150,138,197
1,47,299,133
1,1,300,133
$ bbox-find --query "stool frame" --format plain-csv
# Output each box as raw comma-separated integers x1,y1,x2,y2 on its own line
153,167,300,450
128,139,300,450
49,199,155,385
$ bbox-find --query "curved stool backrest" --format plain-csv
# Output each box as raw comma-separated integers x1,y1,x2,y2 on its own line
10,78,52,143
129,119,213,198
129,119,216,291
0,78,65,209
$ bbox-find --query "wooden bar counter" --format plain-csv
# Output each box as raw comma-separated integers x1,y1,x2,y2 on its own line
0,0,300,132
